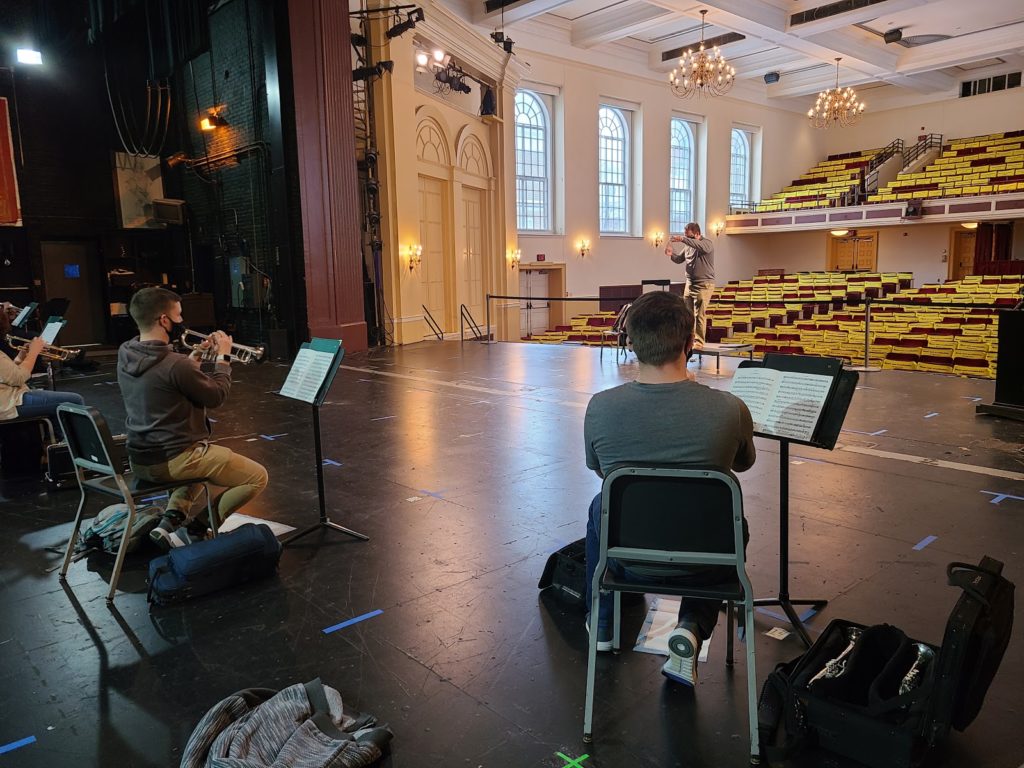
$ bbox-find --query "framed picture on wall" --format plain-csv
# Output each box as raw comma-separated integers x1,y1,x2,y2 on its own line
113,151,165,229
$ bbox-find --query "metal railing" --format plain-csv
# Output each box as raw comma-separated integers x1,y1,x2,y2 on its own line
459,304,486,342
421,305,443,341
901,133,943,171
864,138,905,191
484,293,609,345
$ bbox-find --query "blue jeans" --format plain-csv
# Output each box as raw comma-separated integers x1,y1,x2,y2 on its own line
16,390,85,438
585,492,741,641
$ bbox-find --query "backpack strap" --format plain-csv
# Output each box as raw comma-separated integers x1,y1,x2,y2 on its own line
303,678,352,742
758,656,810,762
946,561,994,608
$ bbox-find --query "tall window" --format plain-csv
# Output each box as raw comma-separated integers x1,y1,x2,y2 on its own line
515,90,551,231
730,128,751,209
598,106,629,233
669,118,695,232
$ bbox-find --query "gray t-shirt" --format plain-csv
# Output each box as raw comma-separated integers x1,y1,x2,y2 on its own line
584,380,755,475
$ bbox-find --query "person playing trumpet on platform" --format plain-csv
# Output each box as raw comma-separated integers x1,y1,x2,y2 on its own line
0,303,84,436
118,287,268,549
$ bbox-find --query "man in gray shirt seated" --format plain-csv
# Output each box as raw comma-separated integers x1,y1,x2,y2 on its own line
667,222,716,349
583,291,756,687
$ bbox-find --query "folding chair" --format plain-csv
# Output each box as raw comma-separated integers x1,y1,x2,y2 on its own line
599,302,631,363
583,466,759,766
55,404,215,603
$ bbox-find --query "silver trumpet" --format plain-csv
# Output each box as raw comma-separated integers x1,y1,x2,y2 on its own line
809,627,862,687
181,329,265,365
899,643,935,695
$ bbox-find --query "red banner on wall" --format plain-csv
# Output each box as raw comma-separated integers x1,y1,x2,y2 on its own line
0,98,22,226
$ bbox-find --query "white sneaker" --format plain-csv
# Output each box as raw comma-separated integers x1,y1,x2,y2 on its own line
662,625,701,687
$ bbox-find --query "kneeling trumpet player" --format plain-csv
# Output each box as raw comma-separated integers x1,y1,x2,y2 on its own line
118,287,269,549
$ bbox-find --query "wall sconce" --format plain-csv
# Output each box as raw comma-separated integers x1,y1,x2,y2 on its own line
200,111,229,131
961,222,978,230
711,221,725,237
404,244,423,271
577,239,591,258
830,229,850,237
508,248,521,269
651,231,665,249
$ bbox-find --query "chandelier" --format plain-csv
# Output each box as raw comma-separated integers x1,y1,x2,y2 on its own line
808,58,866,129
668,10,735,98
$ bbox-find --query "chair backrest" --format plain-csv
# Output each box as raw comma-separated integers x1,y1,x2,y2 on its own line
601,465,746,570
56,404,122,477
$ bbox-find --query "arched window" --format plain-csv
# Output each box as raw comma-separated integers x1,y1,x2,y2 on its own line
730,128,751,209
514,90,551,231
670,119,694,233
598,106,629,234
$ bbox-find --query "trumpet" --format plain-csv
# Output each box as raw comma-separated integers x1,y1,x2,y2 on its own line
180,329,265,365
5,333,81,362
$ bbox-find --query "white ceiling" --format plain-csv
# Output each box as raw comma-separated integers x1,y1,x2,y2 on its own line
440,0,1024,111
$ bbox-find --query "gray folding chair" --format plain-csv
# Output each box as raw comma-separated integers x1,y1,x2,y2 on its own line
583,465,759,766
55,404,215,603
599,302,631,363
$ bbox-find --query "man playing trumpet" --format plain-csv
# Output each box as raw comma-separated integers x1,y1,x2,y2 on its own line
118,287,268,549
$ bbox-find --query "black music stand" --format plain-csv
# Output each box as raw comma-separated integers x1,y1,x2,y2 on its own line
737,354,857,647
277,339,369,546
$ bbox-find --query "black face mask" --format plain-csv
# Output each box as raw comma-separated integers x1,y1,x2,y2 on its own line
162,316,187,343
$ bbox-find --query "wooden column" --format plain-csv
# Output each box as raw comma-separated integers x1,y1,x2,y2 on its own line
287,0,366,351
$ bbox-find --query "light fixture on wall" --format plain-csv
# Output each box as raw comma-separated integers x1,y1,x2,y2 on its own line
651,231,665,249
711,221,725,237
577,239,591,258
199,111,229,131
830,229,850,237
808,58,866,129
668,10,736,99
405,244,423,271
961,222,979,230
508,248,521,269
16,48,43,65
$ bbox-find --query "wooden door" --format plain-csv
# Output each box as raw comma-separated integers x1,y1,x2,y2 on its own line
418,175,448,334
40,240,105,345
951,230,976,281
828,231,877,271
461,187,485,323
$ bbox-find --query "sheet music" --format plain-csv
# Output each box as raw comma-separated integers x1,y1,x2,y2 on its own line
40,321,64,345
730,367,833,442
279,348,335,403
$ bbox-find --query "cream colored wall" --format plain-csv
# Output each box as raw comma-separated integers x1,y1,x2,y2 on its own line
512,52,822,299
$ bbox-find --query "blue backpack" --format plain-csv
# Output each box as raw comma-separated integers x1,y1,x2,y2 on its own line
148,523,282,605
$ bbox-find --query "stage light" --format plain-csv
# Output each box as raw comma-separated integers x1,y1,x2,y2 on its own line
200,112,228,131
16,48,42,65
416,51,429,68
433,49,445,63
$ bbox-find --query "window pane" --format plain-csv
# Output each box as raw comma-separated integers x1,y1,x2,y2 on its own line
730,128,750,208
598,106,628,233
515,91,550,231
670,119,693,232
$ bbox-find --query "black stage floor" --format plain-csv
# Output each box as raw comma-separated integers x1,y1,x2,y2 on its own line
1,342,1022,768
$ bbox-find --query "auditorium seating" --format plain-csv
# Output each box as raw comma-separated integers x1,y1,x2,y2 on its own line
755,148,879,212
868,130,1024,203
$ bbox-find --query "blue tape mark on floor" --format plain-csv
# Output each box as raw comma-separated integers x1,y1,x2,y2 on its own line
913,535,938,551
756,607,787,622
370,415,396,421
140,492,169,503
418,489,448,500
799,606,819,623
961,396,983,403
757,606,819,624
981,491,1024,505
322,459,343,467
323,609,383,634
841,428,888,437
0,736,37,755
924,412,939,419
792,456,827,465
260,433,288,441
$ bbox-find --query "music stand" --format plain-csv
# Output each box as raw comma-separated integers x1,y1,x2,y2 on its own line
277,338,368,546
736,353,857,646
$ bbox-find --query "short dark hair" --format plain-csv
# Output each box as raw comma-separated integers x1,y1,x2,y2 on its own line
129,287,181,331
685,222,702,236
624,291,694,366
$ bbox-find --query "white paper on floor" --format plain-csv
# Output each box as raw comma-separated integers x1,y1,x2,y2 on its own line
634,596,712,663
218,513,295,537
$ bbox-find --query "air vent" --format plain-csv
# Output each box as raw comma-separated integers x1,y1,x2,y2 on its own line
899,34,950,47
960,72,1022,98
790,0,888,26
661,32,745,62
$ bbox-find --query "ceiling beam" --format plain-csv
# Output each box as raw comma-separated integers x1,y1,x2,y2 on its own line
729,48,819,80
572,3,681,49
474,0,581,26
766,64,876,98
786,0,929,38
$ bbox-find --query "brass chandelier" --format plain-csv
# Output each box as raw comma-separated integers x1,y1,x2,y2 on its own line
668,10,736,99
808,58,866,129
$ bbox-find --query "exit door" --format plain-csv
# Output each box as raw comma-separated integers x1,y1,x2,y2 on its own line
40,241,106,345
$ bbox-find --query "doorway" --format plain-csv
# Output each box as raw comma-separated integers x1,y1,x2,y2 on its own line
519,268,549,338
418,175,448,335
40,240,105,346
461,186,486,324
828,230,878,271
949,229,976,281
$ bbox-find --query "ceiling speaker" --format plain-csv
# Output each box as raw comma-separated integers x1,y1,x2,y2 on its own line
883,28,903,44
764,71,780,84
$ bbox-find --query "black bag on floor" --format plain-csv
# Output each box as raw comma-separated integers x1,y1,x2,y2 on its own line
538,538,587,605
46,433,128,488
758,555,1014,768
148,523,282,605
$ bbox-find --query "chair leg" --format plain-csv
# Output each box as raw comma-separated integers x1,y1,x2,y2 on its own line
726,601,735,667
205,483,217,537
58,488,89,580
583,591,601,743
744,599,760,765
612,591,621,651
107,495,139,603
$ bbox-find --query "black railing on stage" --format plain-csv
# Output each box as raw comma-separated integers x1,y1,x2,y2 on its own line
483,294,610,345
422,304,443,341
459,304,485,342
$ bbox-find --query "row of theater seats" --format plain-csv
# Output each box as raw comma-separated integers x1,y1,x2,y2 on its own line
755,148,879,212
868,131,1024,203
522,272,1020,379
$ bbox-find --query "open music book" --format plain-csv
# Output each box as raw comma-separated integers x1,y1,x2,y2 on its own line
729,366,834,442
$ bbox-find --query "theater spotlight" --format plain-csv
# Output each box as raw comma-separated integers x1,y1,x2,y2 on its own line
386,8,425,38
352,61,394,81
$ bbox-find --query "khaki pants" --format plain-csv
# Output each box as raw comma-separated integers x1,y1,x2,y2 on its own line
684,280,716,346
132,442,269,524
